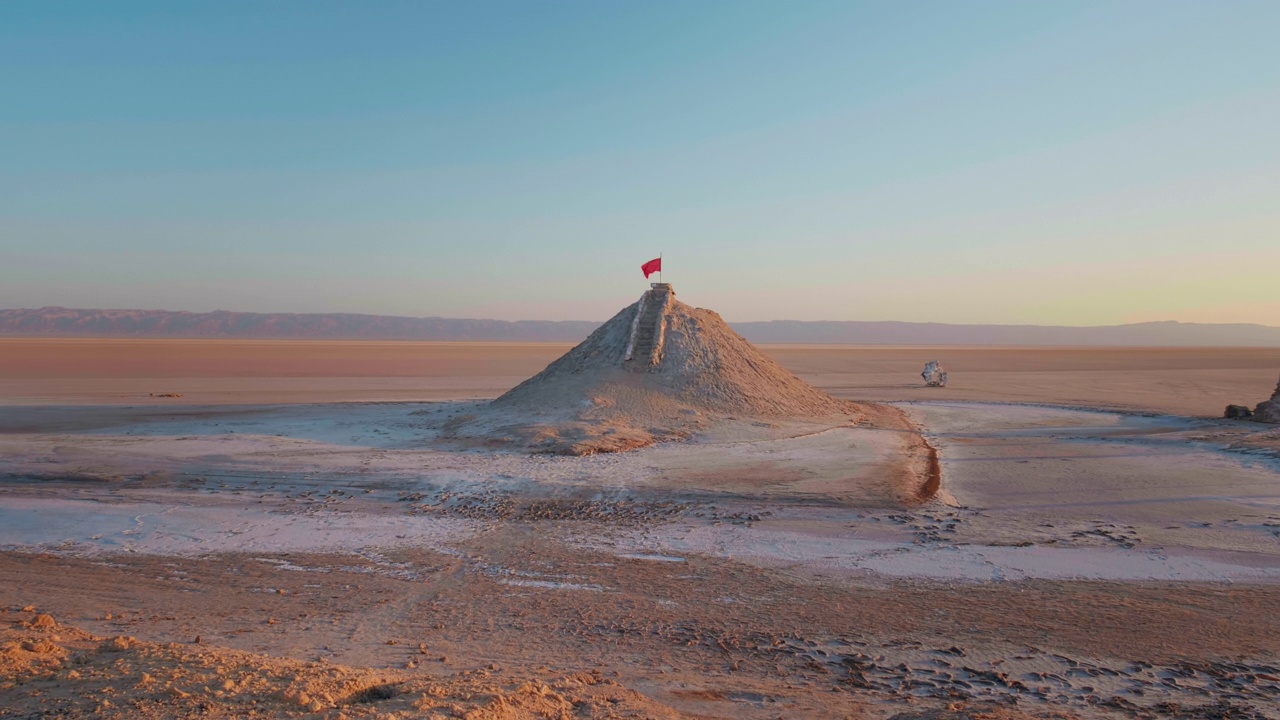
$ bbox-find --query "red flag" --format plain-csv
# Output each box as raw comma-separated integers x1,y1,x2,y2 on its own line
641,257,661,279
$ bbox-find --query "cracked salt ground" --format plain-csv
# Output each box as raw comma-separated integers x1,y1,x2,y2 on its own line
396,489,690,525
500,579,607,591
898,402,1280,565
6,406,1278,582
0,496,474,557
784,638,1280,717
598,503,1280,582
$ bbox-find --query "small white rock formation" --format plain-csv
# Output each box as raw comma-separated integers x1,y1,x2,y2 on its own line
1254,374,1280,424
921,361,948,387
443,284,862,454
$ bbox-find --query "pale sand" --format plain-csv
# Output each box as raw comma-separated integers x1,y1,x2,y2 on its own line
3,339,1280,718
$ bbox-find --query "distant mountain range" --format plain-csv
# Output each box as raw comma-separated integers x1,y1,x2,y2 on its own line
3,307,1280,346
731,319,1280,347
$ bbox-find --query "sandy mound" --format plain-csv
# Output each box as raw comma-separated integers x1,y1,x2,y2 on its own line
443,285,862,454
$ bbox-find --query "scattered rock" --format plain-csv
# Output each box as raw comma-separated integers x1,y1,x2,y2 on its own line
101,636,135,652
922,361,948,387
30,613,56,630
1224,404,1253,419
20,639,58,654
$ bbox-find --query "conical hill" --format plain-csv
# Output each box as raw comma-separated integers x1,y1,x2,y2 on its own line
446,284,861,454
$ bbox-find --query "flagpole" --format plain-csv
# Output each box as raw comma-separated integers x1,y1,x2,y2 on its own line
659,252,662,283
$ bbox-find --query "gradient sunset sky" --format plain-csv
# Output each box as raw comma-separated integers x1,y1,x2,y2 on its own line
3,1,1278,325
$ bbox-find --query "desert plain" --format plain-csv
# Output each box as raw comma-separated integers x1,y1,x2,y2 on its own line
2,338,1279,719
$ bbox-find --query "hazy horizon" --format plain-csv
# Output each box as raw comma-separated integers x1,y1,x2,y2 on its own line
7,302,1280,329
6,305,1280,353
4,2,1278,325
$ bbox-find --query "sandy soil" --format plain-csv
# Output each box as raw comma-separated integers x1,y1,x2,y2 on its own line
0,339,567,406
3,340,1278,417
3,340,1279,719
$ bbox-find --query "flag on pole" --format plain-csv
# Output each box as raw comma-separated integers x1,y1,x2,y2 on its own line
641,257,662,279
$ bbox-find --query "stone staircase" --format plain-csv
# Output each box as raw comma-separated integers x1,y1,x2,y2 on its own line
625,284,672,370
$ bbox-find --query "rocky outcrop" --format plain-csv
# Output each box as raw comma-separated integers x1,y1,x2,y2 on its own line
1254,374,1280,424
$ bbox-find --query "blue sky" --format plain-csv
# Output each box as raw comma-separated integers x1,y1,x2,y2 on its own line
2,1,1278,324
